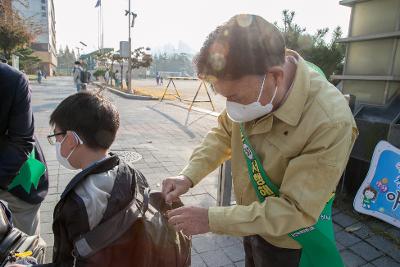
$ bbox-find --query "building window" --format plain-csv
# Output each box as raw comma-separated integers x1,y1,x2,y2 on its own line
41,5,46,11
41,0,46,3
42,12,46,17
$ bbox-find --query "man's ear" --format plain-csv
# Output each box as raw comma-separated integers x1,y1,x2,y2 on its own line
268,66,284,88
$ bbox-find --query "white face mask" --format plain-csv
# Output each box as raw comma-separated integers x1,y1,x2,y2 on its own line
226,74,278,123
55,132,83,170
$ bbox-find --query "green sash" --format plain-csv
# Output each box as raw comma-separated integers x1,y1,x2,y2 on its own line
240,124,344,267
8,148,46,194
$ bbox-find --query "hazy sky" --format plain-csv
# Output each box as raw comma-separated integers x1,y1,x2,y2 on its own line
54,0,351,55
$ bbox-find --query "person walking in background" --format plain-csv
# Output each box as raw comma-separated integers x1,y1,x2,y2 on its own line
125,70,129,88
0,62,49,235
114,70,121,87
156,72,160,85
37,69,42,84
104,69,110,85
73,61,83,92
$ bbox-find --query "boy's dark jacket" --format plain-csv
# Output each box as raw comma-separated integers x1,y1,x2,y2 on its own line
36,155,147,267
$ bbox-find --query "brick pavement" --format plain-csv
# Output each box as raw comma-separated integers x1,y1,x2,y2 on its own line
30,77,400,266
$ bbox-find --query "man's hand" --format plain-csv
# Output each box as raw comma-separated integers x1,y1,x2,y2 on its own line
167,206,210,236
162,175,193,204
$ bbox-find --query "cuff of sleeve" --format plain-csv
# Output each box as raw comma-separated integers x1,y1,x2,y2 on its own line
180,166,203,187
208,206,227,234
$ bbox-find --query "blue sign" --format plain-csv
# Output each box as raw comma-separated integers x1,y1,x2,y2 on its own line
354,141,400,228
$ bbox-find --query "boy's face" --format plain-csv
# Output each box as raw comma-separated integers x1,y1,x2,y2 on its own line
53,125,82,168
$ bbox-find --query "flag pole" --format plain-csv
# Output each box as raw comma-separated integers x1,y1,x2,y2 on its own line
97,2,100,50
101,1,104,50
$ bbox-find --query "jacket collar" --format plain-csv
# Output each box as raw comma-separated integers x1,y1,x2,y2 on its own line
273,51,309,127
60,154,120,200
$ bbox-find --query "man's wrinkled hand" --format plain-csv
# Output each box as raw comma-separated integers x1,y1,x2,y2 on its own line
161,175,192,204
167,206,210,236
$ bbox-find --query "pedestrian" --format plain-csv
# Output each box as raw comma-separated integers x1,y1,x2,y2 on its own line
160,75,164,86
125,70,129,88
156,72,160,85
162,14,358,267
73,61,83,92
104,69,110,85
37,69,42,84
114,70,121,87
0,62,49,236
43,71,47,79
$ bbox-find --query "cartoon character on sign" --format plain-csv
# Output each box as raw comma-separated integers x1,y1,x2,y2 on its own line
376,178,389,193
362,187,377,209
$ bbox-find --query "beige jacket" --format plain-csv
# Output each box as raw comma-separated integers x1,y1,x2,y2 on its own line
181,51,358,249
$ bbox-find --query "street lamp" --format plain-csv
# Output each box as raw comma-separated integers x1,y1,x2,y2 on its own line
125,1,137,93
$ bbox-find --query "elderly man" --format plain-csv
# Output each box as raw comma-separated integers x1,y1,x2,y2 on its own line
162,14,358,267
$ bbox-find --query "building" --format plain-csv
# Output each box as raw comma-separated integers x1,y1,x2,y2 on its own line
13,0,57,76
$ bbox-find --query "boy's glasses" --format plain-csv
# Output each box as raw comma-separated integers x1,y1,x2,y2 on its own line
47,132,66,145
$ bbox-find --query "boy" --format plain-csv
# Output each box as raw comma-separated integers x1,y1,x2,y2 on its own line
11,91,146,266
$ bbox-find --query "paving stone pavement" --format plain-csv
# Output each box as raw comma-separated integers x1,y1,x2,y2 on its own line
30,77,400,266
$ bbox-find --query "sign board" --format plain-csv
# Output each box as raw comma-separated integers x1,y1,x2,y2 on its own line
354,140,400,228
119,41,130,58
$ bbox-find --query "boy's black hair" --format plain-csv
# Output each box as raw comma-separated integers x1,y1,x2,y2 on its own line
50,91,120,150
74,61,81,65
194,14,286,81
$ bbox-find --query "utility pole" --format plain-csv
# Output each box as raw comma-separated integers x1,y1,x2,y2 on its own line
128,1,132,93
126,1,137,93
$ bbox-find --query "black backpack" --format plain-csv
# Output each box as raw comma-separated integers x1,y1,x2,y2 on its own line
72,181,191,267
80,70,89,83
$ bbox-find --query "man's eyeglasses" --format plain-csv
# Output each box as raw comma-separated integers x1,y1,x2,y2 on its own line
47,132,66,145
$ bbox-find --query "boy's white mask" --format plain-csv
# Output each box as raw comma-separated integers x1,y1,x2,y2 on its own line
55,132,83,170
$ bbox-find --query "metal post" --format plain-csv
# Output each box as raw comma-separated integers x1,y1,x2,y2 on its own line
127,0,132,93
217,160,233,206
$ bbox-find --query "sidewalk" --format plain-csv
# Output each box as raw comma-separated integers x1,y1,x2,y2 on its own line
31,77,400,266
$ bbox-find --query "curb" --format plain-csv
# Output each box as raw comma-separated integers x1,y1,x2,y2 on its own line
93,82,158,101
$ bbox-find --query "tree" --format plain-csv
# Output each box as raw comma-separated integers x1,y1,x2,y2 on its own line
130,47,152,70
14,47,40,72
150,52,194,76
275,10,345,81
57,45,78,75
0,0,40,60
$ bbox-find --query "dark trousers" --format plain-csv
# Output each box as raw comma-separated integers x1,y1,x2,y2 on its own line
243,235,301,267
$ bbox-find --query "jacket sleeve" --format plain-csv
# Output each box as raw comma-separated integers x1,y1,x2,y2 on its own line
208,121,357,237
180,110,232,186
50,194,90,267
0,74,34,189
